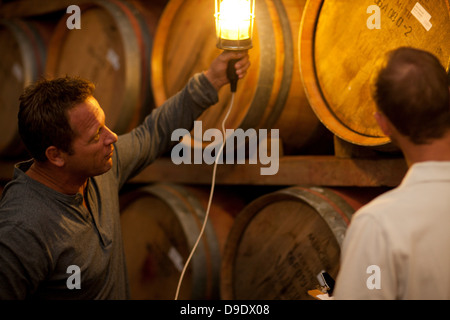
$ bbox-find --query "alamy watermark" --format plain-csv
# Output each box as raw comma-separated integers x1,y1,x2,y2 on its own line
171,121,280,176
66,5,81,30
367,5,381,29
66,265,81,290
366,264,381,290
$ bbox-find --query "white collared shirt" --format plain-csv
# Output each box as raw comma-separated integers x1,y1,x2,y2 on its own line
334,161,450,299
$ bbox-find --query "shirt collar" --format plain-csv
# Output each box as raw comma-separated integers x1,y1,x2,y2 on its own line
400,161,450,187
14,159,85,206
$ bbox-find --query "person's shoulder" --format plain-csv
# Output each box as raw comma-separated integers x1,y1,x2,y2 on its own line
351,187,405,223
0,177,53,227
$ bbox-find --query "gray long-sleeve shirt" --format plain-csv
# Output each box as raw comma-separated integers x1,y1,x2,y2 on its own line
0,73,218,299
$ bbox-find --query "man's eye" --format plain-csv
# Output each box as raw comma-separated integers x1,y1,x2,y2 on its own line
92,132,100,142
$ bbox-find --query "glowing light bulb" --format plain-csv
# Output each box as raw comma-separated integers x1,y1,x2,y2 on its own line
215,0,254,49
219,0,251,40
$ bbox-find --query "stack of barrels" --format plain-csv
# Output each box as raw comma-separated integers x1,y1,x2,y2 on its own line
119,182,386,300
1,0,448,157
0,0,449,300
0,0,168,158
0,18,51,158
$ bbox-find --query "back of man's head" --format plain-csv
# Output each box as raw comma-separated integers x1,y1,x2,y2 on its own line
374,47,450,144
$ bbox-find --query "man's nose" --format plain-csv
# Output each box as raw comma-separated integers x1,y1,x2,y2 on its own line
104,126,118,144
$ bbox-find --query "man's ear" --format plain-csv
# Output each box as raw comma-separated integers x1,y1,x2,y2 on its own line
45,146,66,167
374,111,393,137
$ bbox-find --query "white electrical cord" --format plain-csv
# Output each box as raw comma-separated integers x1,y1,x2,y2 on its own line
174,92,236,300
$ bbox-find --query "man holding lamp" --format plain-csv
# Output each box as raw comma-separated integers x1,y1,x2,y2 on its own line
0,48,249,299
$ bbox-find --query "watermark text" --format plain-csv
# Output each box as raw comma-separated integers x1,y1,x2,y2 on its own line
171,121,279,176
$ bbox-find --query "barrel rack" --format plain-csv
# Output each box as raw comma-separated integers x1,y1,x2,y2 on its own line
0,152,407,187
0,0,409,189
1,0,415,302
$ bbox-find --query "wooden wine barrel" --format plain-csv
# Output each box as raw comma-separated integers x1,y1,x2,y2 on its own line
119,183,245,300
152,0,333,155
220,186,386,300
300,0,450,147
45,0,167,135
0,19,49,158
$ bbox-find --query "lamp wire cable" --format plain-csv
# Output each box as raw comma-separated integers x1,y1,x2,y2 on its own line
174,92,236,300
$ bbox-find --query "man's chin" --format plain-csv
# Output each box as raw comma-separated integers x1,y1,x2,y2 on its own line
94,160,113,177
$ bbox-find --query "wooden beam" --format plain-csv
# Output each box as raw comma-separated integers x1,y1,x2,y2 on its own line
128,155,407,187
0,155,408,187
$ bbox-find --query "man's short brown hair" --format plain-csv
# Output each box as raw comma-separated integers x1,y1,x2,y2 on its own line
18,76,95,162
373,47,450,144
